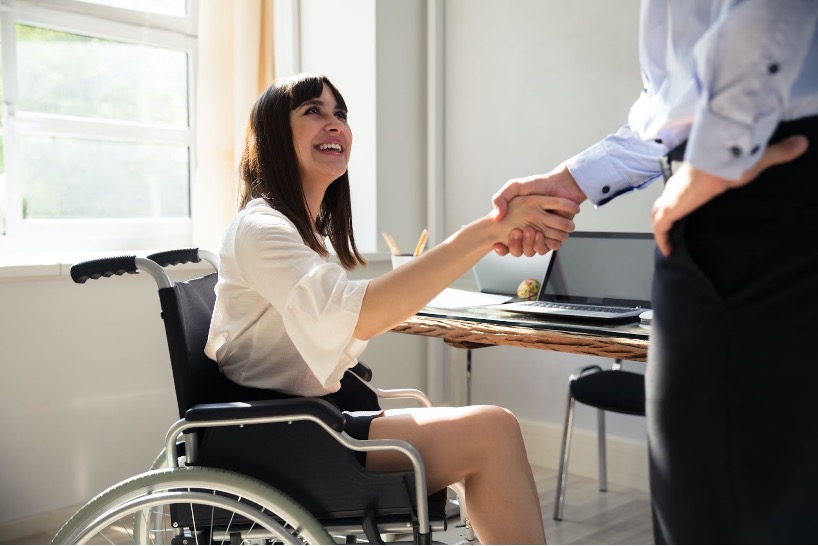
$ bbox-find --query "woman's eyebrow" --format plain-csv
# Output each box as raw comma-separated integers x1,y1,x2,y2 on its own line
299,98,344,114
300,98,324,109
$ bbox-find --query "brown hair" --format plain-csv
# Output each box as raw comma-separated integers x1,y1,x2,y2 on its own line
238,73,365,270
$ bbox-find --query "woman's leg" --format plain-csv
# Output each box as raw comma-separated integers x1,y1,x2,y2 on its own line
367,405,545,544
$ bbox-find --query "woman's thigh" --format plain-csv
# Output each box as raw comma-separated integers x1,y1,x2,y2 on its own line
366,405,522,492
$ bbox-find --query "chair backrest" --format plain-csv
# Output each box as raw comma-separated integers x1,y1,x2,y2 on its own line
158,273,292,417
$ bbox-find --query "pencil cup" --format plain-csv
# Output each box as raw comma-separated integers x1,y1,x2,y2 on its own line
391,254,416,269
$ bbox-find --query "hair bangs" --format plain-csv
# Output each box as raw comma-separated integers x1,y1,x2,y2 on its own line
286,73,348,113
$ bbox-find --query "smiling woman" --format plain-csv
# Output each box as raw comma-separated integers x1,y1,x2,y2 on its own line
237,74,363,270
204,73,583,544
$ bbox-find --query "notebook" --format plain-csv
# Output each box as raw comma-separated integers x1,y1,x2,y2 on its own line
493,232,655,321
472,251,552,296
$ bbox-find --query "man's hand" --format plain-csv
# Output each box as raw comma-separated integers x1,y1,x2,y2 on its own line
492,164,587,256
652,135,809,256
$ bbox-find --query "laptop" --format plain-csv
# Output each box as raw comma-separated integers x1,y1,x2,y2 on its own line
493,232,655,321
472,251,552,296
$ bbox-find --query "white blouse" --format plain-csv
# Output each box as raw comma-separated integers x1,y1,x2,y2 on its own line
205,198,371,396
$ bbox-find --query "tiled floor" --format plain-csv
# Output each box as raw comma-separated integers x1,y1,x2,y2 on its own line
436,465,652,544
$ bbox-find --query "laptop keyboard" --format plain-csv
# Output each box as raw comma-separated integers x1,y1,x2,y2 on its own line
526,301,635,314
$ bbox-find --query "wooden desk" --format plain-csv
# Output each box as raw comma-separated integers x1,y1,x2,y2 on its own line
392,308,649,362
392,308,649,404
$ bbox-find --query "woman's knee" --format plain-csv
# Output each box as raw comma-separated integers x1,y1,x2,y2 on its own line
470,405,524,445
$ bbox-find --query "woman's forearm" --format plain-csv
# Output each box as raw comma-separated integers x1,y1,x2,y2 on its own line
353,194,579,339
353,214,500,340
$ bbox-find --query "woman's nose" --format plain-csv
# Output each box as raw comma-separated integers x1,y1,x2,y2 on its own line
324,116,343,132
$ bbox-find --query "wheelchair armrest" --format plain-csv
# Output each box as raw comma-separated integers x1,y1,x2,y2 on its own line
350,361,373,382
347,366,434,408
370,387,433,407
184,397,346,432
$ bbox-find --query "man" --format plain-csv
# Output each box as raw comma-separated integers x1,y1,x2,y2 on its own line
493,1,817,543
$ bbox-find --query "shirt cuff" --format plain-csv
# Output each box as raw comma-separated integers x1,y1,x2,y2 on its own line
565,126,666,206
566,142,636,206
686,107,779,181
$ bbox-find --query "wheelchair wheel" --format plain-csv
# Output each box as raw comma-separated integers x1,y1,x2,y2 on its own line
51,466,333,545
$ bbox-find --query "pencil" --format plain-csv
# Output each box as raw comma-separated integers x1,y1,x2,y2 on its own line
413,228,429,256
382,231,400,255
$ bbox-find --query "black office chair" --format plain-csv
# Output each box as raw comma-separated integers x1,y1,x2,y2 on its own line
55,249,452,545
553,359,646,521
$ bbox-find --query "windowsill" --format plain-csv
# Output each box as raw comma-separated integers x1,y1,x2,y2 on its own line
0,250,395,281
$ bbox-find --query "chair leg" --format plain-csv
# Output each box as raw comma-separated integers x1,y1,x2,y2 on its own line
597,408,608,492
553,394,576,521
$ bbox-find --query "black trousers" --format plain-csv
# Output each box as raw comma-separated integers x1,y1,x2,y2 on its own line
648,115,818,544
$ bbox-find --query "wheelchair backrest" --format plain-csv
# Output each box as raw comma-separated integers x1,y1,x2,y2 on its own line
158,273,222,417
158,273,298,418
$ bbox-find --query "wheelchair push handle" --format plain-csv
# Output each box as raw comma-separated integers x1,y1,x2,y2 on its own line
147,248,220,271
70,255,139,284
70,255,172,289
147,248,200,267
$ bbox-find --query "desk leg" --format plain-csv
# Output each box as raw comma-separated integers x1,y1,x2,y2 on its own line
466,348,472,406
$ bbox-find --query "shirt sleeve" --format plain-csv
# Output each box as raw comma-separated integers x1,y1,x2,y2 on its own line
564,123,666,206
686,1,818,180
234,208,370,387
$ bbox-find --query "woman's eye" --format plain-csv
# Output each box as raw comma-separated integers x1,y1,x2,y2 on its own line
306,107,320,114
336,111,348,121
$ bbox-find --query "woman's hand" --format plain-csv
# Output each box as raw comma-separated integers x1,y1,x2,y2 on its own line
494,195,579,251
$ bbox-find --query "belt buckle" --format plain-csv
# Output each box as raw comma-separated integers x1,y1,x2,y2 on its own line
660,155,674,183
661,141,687,183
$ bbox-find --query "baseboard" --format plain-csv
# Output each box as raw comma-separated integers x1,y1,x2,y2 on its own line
0,504,80,543
519,418,649,493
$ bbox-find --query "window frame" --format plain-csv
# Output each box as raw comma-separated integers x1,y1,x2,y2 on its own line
0,0,198,253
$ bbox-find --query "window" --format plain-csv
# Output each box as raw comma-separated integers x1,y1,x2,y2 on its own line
0,0,197,252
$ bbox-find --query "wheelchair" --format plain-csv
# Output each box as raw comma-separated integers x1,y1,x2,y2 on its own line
52,248,473,545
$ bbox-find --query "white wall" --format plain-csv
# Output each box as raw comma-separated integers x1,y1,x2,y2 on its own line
442,0,655,443
0,268,185,532
299,0,379,253
0,0,660,538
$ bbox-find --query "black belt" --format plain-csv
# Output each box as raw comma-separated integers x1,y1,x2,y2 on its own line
660,141,687,183
660,114,818,183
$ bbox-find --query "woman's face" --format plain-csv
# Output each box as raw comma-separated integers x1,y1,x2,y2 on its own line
290,84,352,194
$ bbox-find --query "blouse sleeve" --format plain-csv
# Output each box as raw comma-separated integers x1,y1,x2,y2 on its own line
234,207,370,387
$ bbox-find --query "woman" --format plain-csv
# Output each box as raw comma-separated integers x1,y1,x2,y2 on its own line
206,73,579,544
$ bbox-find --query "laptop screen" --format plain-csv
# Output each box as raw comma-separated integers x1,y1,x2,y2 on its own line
539,232,655,308
473,251,552,295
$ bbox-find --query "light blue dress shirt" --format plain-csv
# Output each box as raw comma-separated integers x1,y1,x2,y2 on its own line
566,0,818,205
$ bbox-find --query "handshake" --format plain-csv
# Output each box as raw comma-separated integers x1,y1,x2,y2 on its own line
489,164,587,257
